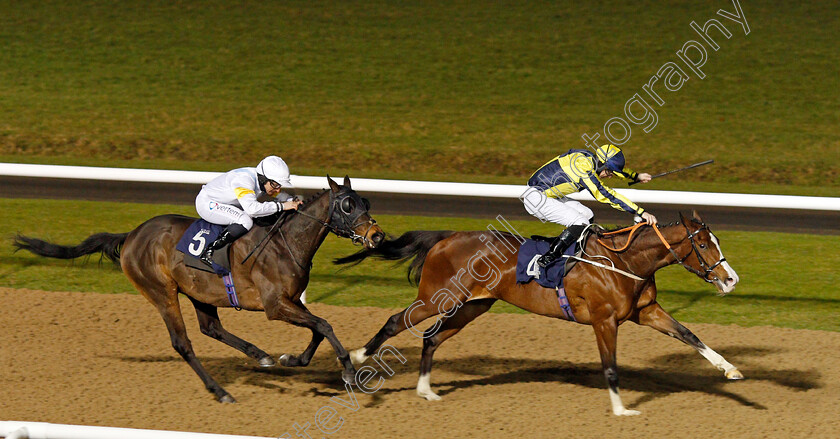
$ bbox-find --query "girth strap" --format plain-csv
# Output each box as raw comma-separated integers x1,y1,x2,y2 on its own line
222,273,241,311
555,287,576,322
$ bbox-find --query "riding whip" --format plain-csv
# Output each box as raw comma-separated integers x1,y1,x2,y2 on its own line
241,212,289,264
628,159,714,186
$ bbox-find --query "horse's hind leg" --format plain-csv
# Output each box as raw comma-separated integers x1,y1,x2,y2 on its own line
350,297,441,366
188,296,276,368
417,299,496,401
635,302,743,379
157,296,235,403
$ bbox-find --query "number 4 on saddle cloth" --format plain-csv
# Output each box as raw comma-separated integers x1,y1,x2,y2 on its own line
175,219,242,310
515,236,582,321
515,237,581,289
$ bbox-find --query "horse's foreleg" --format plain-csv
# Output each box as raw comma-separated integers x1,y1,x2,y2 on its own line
417,299,496,401
189,297,275,367
592,316,640,416
635,302,743,379
352,299,440,366
266,296,356,385
157,298,235,403
278,302,325,368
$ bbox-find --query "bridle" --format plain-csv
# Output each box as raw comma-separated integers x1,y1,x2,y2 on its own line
294,189,378,247
597,219,726,283
654,219,727,283
242,189,377,269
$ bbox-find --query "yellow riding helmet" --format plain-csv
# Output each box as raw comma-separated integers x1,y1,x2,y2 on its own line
594,144,626,172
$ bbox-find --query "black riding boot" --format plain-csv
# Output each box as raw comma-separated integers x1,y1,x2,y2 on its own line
537,224,586,268
199,224,248,268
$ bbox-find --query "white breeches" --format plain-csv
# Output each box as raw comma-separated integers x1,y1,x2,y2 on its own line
521,189,593,227
195,193,254,230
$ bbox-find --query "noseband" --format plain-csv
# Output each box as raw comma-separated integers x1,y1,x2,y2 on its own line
654,220,727,283
296,190,378,247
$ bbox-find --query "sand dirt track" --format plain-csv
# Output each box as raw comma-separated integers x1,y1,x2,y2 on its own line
1,288,838,438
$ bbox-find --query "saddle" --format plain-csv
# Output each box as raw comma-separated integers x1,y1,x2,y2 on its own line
175,219,232,275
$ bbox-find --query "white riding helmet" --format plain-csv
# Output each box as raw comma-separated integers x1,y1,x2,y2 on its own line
256,156,292,187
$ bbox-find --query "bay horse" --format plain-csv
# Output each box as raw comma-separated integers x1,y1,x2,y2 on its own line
335,211,741,415
14,176,384,403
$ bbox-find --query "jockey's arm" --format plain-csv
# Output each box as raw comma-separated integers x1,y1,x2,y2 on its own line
235,188,283,217
580,172,646,216
613,167,652,184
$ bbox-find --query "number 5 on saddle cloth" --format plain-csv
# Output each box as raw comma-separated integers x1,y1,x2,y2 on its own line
175,219,241,310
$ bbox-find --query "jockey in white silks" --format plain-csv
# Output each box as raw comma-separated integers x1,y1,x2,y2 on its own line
195,155,302,268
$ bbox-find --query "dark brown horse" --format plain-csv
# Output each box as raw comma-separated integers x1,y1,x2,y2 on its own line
14,176,384,403
336,211,741,415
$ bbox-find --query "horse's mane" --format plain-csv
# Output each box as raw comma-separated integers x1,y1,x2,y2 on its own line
301,188,331,204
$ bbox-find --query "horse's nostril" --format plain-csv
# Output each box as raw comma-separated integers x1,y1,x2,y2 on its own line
725,277,735,286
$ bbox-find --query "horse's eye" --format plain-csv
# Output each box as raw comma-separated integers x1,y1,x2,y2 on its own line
341,197,355,214
699,244,706,249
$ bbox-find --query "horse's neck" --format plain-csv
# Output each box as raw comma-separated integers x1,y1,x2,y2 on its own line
276,192,332,265
614,224,689,278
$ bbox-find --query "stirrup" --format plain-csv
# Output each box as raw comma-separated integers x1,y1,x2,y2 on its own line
199,249,215,267
537,253,556,268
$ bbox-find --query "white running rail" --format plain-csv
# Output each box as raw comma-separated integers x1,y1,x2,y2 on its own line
1,163,839,211
0,421,273,439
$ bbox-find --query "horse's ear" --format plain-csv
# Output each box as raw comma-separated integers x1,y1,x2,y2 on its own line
692,210,703,222
327,175,340,192
343,175,351,189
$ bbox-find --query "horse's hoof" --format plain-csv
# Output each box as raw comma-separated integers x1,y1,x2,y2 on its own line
218,394,237,404
342,369,357,386
279,354,295,367
615,409,641,416
726,369,744,380
418,391,442,401
259,357,276,368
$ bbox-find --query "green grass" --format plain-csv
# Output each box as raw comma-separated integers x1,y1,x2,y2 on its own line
3,198,838,332
0,1,837,190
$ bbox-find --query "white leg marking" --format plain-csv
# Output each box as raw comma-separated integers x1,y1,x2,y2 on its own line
609,388,640,416
300,290,307,304
349,348,369,366
417,373,441,401
698,345,743,379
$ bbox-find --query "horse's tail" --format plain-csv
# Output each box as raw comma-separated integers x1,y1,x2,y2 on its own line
13,232,129,266
334,230,456,285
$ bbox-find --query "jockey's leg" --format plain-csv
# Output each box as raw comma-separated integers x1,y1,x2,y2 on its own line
195,195,253,268
527,197,591,267
199,223,248,267
538,224,586,267
635,301,743,379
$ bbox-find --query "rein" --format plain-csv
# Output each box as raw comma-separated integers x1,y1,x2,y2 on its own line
596,220,726,284
242,189,378,267
596,222,647,252
241,211,291,265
